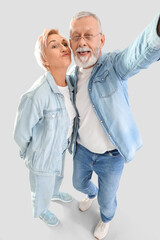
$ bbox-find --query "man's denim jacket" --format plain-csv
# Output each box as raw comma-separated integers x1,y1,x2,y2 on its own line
68,14,160,163
14,71,74,176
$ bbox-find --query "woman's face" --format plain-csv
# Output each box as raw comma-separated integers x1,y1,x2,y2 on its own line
44,34,71,70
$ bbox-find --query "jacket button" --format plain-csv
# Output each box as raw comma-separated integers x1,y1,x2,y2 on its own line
89,88,91,91
52,114,55,118
102,78,104,81
100,120,103,123
93,105,95,108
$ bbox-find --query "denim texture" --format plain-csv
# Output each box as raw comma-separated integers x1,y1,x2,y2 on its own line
73,143,124,222
68,14,160,163
14,71,74,176
29,149,66,217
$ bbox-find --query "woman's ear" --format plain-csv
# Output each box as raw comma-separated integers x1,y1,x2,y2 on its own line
43,58,49,69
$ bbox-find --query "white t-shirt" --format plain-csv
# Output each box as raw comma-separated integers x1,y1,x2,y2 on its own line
58,85,76,139
76,67,115,153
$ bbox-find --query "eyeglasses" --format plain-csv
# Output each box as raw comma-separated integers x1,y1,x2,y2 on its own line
70,33,102,42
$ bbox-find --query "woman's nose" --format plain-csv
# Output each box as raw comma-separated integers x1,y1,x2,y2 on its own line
61,45,68,51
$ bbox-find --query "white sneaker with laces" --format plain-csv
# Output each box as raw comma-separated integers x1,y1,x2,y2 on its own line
79,196,96,211
94,219,110,240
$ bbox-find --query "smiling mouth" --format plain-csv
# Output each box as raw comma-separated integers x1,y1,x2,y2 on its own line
77,51,90,56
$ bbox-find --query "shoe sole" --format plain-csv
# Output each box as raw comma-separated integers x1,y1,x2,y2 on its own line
79,206,90,212
51,198,73,203
94,232,108,240
94,236,99,240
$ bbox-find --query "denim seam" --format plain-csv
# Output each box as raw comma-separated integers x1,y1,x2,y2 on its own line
34,175,40,217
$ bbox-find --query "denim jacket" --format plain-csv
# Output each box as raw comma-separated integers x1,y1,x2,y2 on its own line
68,14,160,163
14,71,74,176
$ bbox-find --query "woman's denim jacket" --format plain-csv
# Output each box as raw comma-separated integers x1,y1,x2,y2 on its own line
68,14,160,163
14,71,74,176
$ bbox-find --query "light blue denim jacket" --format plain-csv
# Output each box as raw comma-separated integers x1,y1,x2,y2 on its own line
14,71,74,176
68,14,160,163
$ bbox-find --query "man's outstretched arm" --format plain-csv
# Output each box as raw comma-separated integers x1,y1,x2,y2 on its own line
114,14,160,80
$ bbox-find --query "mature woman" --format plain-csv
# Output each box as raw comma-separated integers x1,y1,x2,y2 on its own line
13,29,76,226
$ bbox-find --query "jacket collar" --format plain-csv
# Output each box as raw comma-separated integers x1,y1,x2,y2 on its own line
45,71,73,93
95,50,106,66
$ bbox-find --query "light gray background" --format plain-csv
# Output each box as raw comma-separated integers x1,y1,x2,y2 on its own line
1,0,159,239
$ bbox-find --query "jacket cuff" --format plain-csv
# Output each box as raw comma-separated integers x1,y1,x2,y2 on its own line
20,150,26,159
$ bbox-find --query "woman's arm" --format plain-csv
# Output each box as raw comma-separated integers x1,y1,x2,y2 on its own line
13,95,40,159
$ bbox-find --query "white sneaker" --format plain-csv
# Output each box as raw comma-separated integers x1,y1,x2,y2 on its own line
79,196,96,211
94,219,110,240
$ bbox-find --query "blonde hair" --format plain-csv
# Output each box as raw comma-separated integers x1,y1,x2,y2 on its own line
34,29,59,70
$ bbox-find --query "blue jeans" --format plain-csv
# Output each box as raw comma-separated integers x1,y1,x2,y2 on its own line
73,143,124,223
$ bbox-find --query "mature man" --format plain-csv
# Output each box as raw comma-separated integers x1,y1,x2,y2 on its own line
68,11,160,239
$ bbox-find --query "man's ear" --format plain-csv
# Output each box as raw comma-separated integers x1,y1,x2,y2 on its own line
100,34,105,49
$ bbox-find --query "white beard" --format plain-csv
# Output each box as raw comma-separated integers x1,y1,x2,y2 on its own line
74,47,100,68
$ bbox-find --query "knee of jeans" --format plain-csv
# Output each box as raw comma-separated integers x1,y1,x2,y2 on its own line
72,176,81,190
73,181,79,190
72,175,85,191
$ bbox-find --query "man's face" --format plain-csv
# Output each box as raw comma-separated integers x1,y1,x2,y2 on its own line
70,16,105,68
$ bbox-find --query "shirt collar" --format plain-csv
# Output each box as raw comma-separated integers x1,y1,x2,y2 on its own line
95,50,106,67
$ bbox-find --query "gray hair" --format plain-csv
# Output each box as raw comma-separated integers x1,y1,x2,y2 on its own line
70,11,102,33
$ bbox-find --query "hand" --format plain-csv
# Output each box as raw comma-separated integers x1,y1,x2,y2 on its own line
157,16,160,36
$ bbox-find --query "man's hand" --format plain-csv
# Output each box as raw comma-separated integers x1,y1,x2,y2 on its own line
157,16,160,36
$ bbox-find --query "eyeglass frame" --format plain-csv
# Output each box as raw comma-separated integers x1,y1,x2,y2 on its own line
70,32,102,42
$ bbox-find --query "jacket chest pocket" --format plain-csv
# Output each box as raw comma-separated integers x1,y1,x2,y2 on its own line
44,109,62,130
93,70,118,98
